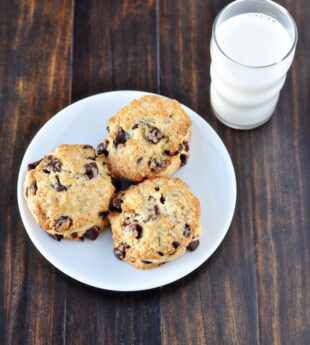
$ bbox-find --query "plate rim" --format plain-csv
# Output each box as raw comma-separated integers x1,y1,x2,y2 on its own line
17,90,237,291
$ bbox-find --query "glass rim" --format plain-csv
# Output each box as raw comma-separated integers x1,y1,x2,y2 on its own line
212,0,298,69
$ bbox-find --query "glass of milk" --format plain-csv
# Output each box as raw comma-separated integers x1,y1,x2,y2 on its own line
210,0,297,129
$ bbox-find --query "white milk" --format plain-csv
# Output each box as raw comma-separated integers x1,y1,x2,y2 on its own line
210,13,295,129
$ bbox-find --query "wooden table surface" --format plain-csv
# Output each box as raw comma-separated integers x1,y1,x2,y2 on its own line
1,1,309,344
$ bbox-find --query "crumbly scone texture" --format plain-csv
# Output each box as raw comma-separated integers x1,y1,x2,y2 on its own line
102,95,192,182
109,177,201,269
24,144,115,241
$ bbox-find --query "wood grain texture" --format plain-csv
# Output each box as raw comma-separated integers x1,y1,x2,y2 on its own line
250,1,310,344
0,1,73,345
72,0,159,101
0,0,309,344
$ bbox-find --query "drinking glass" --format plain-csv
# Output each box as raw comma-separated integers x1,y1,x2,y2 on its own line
210,0,298,129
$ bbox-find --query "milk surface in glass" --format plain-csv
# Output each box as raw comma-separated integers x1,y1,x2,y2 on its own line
210,7,296,129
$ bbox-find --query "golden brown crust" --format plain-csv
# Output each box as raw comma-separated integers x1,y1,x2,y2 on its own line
109,177,201,269
103,95,192,182
24,144,115,241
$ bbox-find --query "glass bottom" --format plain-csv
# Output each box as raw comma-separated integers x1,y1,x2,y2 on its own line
212,107,274,130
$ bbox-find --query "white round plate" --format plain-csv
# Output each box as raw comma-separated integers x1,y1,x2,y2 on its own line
17,90,236,291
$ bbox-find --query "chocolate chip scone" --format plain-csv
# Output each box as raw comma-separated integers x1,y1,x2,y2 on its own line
98,95,191,182
24,144,115,241
109,177,201,269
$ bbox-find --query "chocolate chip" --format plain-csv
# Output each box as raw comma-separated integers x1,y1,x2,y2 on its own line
114,243,130,260
183,141,189,152
26,183,37,197
124,223,143,239
83,145,93,149
85,162,98,179
155,187,160,191
43,156,62,173
27,159,42,171
148,159,167,172
158,251,164,256
144,126,163,144
144,204,160,222
110,198,123,212
106,126,110,133
112,178,122,192
122,218,130,227
98,210,109,217
183,224,191,237
132,123,139,130
55,234,63,241
51,175,68,191
180,154,188,167
134,224,143,239
136,157,143,165
175,144,183,155
96,141,109,156
164,144,183,157
71,232,78,238
49,233,63,241
54,216,72,230
160,196,165,204
154,205,160,217
186,240,200,251
172,241,180,249
113,127,128,146
141,260,152,264
84,227,99,240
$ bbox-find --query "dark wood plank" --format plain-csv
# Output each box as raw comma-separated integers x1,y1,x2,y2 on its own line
65,1,161,345
0,0,73,344
159,1,259,344
72,0,159,102
249,1,310,344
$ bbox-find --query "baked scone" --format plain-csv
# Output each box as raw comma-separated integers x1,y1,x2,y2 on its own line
98,95,191,182
109,177,201,269
24,144,115,241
